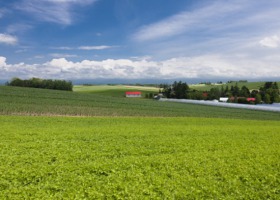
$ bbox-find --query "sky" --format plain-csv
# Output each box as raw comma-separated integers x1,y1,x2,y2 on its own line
0,0,280,82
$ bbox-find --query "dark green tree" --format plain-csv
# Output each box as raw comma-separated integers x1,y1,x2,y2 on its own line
7,77,73,91
208,88,221,100
264,94,271,104
162,81,190,99
240,86,250,97
255,94,262,104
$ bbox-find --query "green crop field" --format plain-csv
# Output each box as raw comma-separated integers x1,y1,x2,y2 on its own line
1,85,280,199
0,116,279,199
1,86,280,120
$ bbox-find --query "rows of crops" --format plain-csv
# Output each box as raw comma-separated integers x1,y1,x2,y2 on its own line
1,86,280,120
0,116,279,199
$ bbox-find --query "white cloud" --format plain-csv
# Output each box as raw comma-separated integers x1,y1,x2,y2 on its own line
0,56,7,66
0,33,18,45
17,0,97,25
50,53,78,58
78,46,114,50
259,35,280,48
1,54,279,80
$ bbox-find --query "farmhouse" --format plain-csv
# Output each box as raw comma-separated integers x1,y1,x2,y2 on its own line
125,91,142,98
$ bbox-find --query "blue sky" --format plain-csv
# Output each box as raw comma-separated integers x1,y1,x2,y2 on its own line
0,0,280,81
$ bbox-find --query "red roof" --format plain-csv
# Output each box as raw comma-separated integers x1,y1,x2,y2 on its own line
247,98,256,101
230,97,256,102
126,91,141,95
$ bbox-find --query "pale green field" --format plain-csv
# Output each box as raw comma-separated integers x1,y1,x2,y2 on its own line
0,116,279,199
74,85,159,97
74,85,159,92
190,81,280,91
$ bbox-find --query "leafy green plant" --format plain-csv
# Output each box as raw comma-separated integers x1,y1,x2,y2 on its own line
0,116,279,199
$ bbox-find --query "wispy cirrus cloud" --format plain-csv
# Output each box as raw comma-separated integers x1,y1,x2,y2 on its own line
132,1,246,41
50,53,78,58
131,0,280,65
51,46,74,50
51,45,115,50
0,9,4,18
16,0,97,25
0,33,18,45
132,0,280,46
78,45,114,50
6,24,33,34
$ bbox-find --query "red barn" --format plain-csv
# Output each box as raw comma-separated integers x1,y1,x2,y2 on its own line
246,98,256,102
125,91,142,98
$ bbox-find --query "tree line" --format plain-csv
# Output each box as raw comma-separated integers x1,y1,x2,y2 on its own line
161,81,280,104
7,77,73,91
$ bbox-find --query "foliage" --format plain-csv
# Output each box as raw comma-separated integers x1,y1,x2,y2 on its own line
237,97,249,104
207,87,221,100
188,90,206,100
260,82,280,103
264,94,271,104
240,86,250,97
7,77,73,91
0,116,279,199
255,94,262,104
166,81,280,104
162,81,190,99
1,86,280,120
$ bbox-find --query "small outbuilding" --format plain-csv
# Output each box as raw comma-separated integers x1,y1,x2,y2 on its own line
154,93,164,100
219,97,229,102
125,91,142,98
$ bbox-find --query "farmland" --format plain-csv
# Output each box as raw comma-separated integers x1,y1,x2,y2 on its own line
1,116,280,199
74,84,159,97
1,85,280,199
1,86,280,120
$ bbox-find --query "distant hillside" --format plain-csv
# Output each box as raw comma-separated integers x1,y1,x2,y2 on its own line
1,86,280,120
190,81,280,91
74,85,159,97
